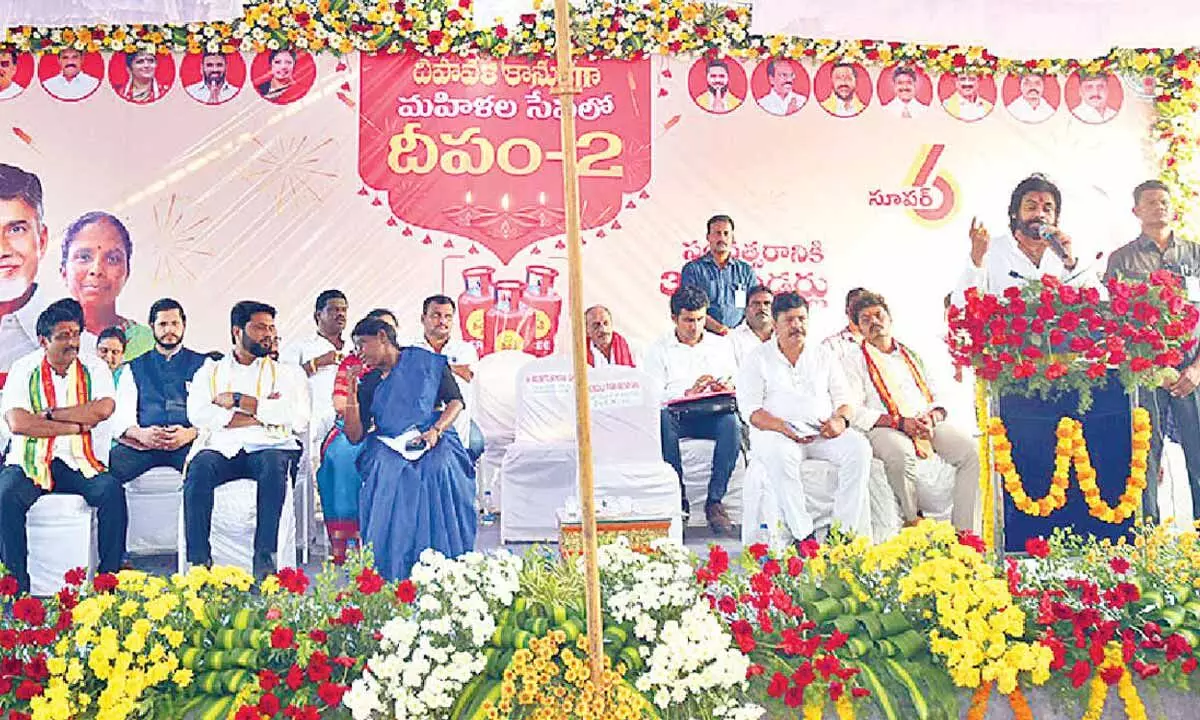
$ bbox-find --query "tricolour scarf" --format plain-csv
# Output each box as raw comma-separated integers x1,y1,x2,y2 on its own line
23,356,105,490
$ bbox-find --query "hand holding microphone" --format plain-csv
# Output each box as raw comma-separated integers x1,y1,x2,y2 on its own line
1035,223,1076,268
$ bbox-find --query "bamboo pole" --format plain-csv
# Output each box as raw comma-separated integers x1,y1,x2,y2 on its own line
550,0,605,686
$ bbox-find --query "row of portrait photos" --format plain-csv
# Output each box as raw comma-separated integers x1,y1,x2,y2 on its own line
0,48,318,106
687,57,1154,125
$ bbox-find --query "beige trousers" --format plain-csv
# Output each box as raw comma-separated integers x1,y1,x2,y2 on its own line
867,424,979,531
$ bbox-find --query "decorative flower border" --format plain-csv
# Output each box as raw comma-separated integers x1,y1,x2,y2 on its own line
3,0,1198,239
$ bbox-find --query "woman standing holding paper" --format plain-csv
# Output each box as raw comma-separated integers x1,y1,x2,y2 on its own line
343,316,476,580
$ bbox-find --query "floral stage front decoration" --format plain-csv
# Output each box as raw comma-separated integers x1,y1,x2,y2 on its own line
948,272,1200,413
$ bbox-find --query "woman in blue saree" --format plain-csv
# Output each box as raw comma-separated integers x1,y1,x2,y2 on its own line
316,309,396,564
343,317,477,580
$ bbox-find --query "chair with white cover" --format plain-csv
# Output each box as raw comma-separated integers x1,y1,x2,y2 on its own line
125,466,184,555
176,475,299,574
498,358,682,543
28,495,97,596
473,350,532,510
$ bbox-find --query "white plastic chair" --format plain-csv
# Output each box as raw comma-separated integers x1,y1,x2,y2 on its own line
473,350,532,510
29,495,97,596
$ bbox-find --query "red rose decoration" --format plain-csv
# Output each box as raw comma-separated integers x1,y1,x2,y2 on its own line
270,626,296,649
1025,537,1051,558
355,568,385,595
395,579,417,604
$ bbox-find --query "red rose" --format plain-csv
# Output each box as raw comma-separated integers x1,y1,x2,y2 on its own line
1100,664,1124,685
92,574,118,593
308,629,328,644
852,687,871,698
395,579,416,604
786,556,803,576
747,543,769,561
355,568,385,596
1025,537,1051,558
1182,656,1198,674
427,29,445,46
1069,660,1092,688
724,8,739,21
1013,362,1037,379
747,664,765,679
336,606,364,627
1049,329,1066,346
792,661,815,687
285,664,304,691
0,576,19,598
276,568,309,594
12,599,45,627
270,627,296,649
762,559,781,577
1022,345,1043,359
1131,357,1152,371
1112,297,1130,315
317,682,348,707
494,25,508,39
957,530,986,553
446,9,462,22
259,669,280,691
717,596,736,614
1045,362,1068,380
258,692,281,716
767,671,789,698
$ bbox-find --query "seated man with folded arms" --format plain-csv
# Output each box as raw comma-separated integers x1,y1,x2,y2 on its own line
0,298,126,594
642,286,739,535
108,298,207,483
843,291,978,530
737,291,872,543
185,300,310,579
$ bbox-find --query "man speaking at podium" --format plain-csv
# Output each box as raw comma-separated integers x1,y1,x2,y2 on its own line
952,173,1080,305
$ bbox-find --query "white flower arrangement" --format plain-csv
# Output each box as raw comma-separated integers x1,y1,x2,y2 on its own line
594,538,764,719
343,549,521,720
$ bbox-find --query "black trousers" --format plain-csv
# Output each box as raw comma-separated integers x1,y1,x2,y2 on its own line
0,460,127,594
107,443,191,483
183,449,296,565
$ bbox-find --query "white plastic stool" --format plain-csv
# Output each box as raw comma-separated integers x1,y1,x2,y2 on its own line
28,494,97,597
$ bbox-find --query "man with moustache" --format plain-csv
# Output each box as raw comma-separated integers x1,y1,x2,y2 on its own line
0,49,25,100
886,66,925,119
695,58,743,114
843,291,978,530
1008,73,1056,123
942,72,993,121
0,164,51,410
821,62,865,117
737,291,871,543
411,295,484,461
108,298,208,484
42,47,100,100
282,289,347,442
585,305,637,367
1073,71,1117,124
822,287,868,367
0,298,125,594
680,214,760,336
953,173,1078,305
1105,180,1200,521
185,301,309,578
758,59,806,116
185,52,239,104
730,285,773,367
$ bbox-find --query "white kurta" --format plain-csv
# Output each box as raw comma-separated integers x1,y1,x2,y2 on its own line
186,356,310,458
736,340,871,544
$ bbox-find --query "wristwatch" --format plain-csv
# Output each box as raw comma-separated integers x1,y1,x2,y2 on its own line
232,392,243,409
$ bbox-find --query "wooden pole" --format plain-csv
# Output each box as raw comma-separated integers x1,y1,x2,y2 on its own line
551,0,605,687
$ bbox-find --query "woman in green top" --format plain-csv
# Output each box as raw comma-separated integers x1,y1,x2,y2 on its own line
61,211,153,360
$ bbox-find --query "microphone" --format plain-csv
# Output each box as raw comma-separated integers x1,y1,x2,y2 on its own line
1008,270,1031,283
1036,224,1071,263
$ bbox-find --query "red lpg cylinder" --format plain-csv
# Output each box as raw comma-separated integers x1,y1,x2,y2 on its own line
523,265,562,357
483,280,536,354
458,267,495,355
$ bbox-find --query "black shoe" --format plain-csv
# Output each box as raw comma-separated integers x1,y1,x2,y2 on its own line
252,552,275,582
681,497,691,522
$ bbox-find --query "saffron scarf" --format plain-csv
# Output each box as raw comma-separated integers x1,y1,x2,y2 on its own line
586,332,635,367
861,339,936,459
23,356,106,490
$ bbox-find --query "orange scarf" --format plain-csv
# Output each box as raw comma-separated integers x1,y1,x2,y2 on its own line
23,356,106,490
861,339,935,458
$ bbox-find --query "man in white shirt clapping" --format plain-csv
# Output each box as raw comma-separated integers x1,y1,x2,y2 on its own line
642,286,740,535
737,291,871,544
843,291,978,531
185,301,310,579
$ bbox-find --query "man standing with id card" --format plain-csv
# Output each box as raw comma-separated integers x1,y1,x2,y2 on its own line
1105,179,1200,521
681,215,760,336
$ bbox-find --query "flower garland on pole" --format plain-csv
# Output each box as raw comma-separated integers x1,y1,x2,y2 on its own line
974,379,996,552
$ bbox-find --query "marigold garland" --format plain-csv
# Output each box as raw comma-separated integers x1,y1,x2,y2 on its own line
975,380,995,551
987,408,1151,523
966,680,992,720
1082,642,1149,720
1007,686,1034,720
834,694,856,720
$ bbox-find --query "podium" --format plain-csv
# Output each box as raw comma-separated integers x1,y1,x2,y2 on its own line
991,371,1137,553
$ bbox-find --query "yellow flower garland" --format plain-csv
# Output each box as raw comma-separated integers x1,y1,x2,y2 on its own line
975,380,995,551
1081,642,1149,720
986,408,1151,523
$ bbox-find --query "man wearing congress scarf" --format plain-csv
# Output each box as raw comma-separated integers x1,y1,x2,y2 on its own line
843,291,979,531
585,305,637,367
0,298,126,594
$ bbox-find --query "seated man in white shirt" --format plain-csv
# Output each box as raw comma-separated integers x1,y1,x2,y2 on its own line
730,285,773,367
185,301,310,579
412,294,484,461
952,173,1079,306
585,305,637,367
737,291,871,542
0,298,126,594
822,287,868,366
844,291,978,530
281,289,348,441
642,286,739,535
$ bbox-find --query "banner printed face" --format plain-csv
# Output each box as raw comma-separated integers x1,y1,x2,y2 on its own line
0,52,1154,414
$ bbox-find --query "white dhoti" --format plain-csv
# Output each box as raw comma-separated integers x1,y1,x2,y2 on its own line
742,429,872,546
